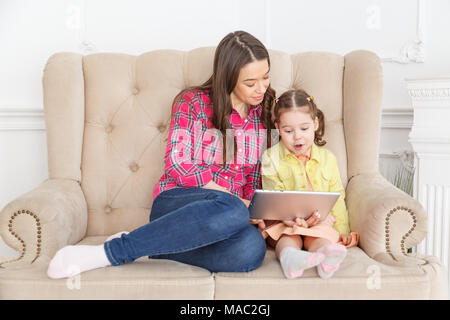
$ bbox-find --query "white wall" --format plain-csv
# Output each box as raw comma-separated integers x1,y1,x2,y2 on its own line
1,0,449,257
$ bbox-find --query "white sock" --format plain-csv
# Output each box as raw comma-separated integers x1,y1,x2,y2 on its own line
47,244,112,279
316,243,347,279
279,247,325,279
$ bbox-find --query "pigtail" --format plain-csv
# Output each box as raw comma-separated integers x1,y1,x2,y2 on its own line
314,108,326,146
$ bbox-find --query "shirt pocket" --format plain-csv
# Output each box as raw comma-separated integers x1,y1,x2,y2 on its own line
320,167,335,191
278,166,293,181
320,168,331,181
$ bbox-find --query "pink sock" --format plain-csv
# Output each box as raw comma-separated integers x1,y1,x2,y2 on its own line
280,247,325,279
316,244,347,279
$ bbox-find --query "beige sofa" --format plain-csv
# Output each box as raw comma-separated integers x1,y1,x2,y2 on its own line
0,47,447,299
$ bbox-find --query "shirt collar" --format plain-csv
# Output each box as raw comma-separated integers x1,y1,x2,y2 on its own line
278,140,320,163
247,103,262,120
230,104,262,125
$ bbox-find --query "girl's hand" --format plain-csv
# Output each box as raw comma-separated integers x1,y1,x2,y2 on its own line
339,234,353,246
294,218,309,228
249,219,266,232
305,210,321,227
338,232,359,248
283,218,309,228
282,219,297,227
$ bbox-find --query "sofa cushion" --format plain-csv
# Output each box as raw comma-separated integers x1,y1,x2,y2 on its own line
0,236,214,299
214,247,439,299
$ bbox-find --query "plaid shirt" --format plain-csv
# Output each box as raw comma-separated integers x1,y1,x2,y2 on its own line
153,89,267,200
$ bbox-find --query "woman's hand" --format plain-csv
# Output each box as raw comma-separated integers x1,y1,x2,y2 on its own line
249,219,266,232
202,180,250,207
202,180,230,193
241,198,251,207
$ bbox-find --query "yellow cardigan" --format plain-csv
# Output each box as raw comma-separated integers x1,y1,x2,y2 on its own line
261,141,350,235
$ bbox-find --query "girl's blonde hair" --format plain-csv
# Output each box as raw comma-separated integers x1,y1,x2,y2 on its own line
272,89,326,146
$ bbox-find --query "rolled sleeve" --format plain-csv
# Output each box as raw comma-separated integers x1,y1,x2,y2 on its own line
243,161,262,200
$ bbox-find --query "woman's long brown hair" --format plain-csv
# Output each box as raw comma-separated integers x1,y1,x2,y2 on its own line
165,31,276,166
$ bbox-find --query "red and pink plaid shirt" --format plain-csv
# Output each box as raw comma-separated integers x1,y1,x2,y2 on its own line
153,89,267,201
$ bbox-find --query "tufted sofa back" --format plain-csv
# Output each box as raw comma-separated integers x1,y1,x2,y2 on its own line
42,48,382,236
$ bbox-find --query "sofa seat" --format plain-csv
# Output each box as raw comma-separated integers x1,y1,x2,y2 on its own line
1,235,444,299
0,236,214,300
215,247,445,300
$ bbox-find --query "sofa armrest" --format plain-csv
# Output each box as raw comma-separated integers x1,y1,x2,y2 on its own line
346,173,427,265
0,178,87,269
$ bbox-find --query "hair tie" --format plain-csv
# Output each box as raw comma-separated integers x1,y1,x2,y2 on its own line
275,98,279,103
306,96,313,102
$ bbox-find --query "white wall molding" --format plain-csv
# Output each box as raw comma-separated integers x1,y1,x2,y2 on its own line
381,0,426,64
0,107,45,131
0,106,411,132
406,78,450,100
381,107,414,129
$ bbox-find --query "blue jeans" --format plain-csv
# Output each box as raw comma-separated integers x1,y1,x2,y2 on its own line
103,187,266,272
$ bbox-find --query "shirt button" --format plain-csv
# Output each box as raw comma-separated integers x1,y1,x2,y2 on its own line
237,132,241,136
235,165,239,170
225,176,229,179
238,148,243,153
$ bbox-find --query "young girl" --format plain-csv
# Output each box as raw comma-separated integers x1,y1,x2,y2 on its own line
253,89,359,280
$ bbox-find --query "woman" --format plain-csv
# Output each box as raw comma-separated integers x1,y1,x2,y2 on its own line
47,31,276,278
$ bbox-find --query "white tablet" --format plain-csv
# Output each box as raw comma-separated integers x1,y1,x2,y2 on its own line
248,189,340,221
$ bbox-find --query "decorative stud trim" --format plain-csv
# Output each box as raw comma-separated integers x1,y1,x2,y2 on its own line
0,209,41,267
385,206,417,260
